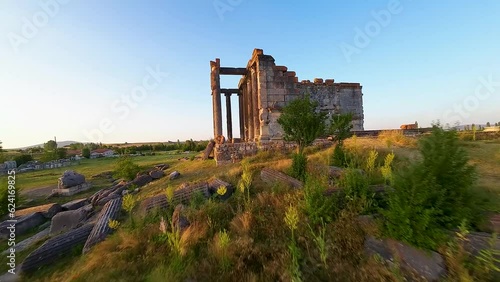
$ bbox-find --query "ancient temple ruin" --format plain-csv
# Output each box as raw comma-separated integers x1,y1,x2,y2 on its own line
210,49,364,164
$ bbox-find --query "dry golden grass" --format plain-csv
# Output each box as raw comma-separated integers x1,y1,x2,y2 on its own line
20,135,500,281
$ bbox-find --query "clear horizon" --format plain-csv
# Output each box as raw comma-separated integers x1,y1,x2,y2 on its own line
1,0,500,149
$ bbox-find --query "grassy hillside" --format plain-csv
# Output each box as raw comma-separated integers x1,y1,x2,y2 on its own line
4,134,500,281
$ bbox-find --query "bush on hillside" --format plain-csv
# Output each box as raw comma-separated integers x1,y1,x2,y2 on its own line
382,126,478,249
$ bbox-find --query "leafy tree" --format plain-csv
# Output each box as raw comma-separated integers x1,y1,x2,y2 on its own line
328,113,354,167
328,113,353,145
14,154,33,166
486,122,491,127
57,148,67,159
114,157,141,180
44,140,57,152
277,95,327,155
82,148,91,158
278,95,327,181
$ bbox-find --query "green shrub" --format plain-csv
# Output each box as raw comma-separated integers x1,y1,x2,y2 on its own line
114,157,141,180
290,153,307,182
303,177,337,225
331,144,346,167
337,168,373,213
382,165,445,249
382,126,478,249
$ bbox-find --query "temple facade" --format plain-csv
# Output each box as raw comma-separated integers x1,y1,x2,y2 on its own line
210,49,364,144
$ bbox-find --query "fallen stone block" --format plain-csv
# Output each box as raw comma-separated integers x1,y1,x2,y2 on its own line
83,197,122,253
140,182,210,215
149,169,165,179
20,223,94,274
96,193,121,207
155,164,170,170
61,198,88,211
172,204,190,232
15,203,62,219
260,168,303,189
1,228,49,255
132,174,153,187
208,178,234,200
364,236,446,281
169,171,181,180
203,141,216,160
0,213,46,239
58,170,86,188
49,208,88,236
52,182,92,197
140,194,169,214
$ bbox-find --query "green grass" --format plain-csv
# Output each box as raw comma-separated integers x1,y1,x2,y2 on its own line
1,153,196,193
2,136,499,281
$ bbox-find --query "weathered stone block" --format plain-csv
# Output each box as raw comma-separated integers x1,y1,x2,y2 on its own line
49,208,88,235
52,182,92,196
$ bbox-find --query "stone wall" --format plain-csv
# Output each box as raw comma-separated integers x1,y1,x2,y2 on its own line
214,139,333,165
238,49,364,142
213,49,364,143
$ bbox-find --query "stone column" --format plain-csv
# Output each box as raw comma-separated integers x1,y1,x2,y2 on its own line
251,67,259,141
225,93,233,141
238,91,244,140
211,59,222,138
247,77,254,141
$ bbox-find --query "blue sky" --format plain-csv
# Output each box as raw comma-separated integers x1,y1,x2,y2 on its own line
1,0,499,148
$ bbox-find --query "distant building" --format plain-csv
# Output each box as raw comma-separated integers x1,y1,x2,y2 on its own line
90,149,115,158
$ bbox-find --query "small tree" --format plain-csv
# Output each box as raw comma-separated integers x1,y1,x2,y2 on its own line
329,113,353,145
114,157,141,180
82,148,91,158
277,95,327,155
328,113,353,167
486,122,491,127
14,154,33,166
277,95,327,181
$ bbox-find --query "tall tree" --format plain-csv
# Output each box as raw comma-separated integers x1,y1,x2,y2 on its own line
277,95,327,181
277,95,327,154
82,148,91,158
44,140,57,152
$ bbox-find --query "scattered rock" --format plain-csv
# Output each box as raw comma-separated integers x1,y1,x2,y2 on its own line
112,178,126,186
133,174,153,187
21,223,95,274
49,208,88,236
155,164,170,170
208,178,234,201
83,197,122,253
260,168,303,189
169,171,181,180
140,194,169,214
58,170,86,188
61,198,88,211
96,193,121,207
1,228,49,255
149,169,165,179
15,203,62,219
364,237,446,281
172,204,190,231
0,213,46,239
328,166,344,178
